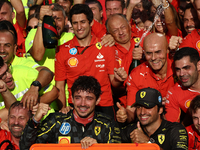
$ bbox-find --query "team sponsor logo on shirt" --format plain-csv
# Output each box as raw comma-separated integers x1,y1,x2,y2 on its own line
118,59,122,66
196,40,200,51
185,99,191,108
134,38,140,43
94,53,105,62
179,135,187,141
59,122,71,135
96,64,105,68
96,42,102,50
68,57,78,67
158,134,165,144
58,136,71,143
140,91,146,98
114,127,120,134
69,48,77,55
179,129,186,134
115,50,118,56
94,126,101,136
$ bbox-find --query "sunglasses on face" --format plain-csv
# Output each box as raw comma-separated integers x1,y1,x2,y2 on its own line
26,25,38,32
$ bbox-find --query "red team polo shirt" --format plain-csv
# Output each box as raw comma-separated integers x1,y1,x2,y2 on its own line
0,129,19,150
165,82,200,122
186,124,200,150
180,29,200,53
55,35,118,107
126,59,175,106
114,36,144,107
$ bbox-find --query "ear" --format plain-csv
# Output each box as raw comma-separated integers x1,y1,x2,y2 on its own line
90,19,94,27
71,95,75,104
95,97,101,106
158,106,163,115
197,60,200,71
100,10,103,18
13,44,17,55
123,8,127,15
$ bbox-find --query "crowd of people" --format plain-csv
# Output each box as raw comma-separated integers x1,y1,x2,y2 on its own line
0,0,200,149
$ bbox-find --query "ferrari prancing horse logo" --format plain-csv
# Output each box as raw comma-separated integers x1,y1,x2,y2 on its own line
140,91,146,98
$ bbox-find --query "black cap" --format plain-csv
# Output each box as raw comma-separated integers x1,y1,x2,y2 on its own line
131,87,162,108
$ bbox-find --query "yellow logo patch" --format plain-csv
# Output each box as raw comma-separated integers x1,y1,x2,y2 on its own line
196,40,200,51
134,38,140,43
96,42,102,50
140,91,146,98
185,100,191,108
68,57,78,67
58,136,71,144
158,134,165,145
94,126,101,136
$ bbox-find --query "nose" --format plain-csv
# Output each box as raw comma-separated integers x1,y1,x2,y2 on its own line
81,98,86,106
77,22,81,30
6,72,13,79
187,19,193,27
0,45,4,52
119,28,123,35
179,69,186,77
198,118,200,125
151,53,156,61
140,107,146,115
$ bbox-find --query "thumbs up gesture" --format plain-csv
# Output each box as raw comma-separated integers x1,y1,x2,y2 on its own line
116,102,127,123
130,121,150,143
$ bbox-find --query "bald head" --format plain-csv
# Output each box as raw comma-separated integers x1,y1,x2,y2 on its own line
144,33,168,51
143,33,168,73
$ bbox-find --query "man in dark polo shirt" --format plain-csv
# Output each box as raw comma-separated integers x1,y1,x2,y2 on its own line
121,87,188,150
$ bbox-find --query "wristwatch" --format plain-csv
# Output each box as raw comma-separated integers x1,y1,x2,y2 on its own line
31,81,42,91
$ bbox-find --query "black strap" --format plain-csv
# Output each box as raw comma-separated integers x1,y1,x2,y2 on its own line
75,46,89,55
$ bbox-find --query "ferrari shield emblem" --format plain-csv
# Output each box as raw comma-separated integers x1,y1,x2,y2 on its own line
94,126,101,136
140,91,146,98
96,42,102,50
158,134,165,144
134,38,140,43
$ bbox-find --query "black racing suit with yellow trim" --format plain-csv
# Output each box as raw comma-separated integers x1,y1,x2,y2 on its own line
121,119,188,150
19,110,121,150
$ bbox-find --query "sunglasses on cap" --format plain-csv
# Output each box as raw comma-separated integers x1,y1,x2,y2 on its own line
26,25,38,32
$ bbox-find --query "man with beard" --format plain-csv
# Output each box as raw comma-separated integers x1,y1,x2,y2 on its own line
186,95,200,149
0,101,31,149
20,76,121,150
116,33,175,123
121,87,188,150
165,47,200,123
169,0,200,53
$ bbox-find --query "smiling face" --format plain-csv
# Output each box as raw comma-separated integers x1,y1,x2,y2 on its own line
71,13,91,41
8,107,30,138
0,62,14,90
183,8,199,34
0,31,17,65
175,56,199,87
144,34,168,73
72,90,100,118
136,105,162,127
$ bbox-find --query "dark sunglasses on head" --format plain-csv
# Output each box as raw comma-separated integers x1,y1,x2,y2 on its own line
26,25,38,32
